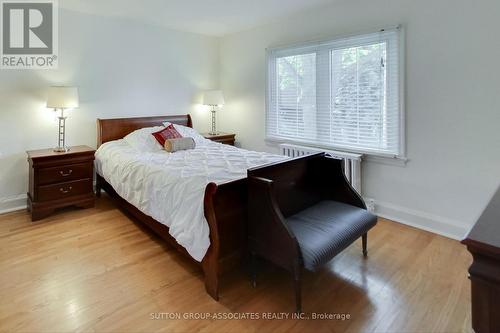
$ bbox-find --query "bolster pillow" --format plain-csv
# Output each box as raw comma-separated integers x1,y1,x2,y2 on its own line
164,137,196,152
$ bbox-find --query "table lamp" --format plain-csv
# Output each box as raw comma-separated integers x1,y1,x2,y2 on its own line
47,86,79,152
202,90,225,135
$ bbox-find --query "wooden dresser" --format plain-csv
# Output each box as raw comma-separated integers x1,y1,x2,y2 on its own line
27,146,95,221
462,187,500,333
202,132,236,145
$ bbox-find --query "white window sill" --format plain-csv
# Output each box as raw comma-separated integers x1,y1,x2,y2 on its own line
364,154,408,167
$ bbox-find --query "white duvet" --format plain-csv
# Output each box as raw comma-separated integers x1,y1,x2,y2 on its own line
95,136,286,261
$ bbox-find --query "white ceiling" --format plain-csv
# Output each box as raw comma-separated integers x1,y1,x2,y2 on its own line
60,0,336,37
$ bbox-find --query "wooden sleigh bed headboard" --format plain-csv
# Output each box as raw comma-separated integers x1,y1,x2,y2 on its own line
96,114,193,147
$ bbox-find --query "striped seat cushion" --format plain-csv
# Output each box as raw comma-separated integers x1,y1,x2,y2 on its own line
286,200,377,271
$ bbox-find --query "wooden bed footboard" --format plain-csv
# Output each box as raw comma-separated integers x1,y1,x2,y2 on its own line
202,179,247,300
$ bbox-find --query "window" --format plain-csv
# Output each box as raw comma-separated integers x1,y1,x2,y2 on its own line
266,27,404,157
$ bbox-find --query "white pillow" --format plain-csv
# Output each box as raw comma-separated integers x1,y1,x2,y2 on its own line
123,126,164,152
162,122,208,145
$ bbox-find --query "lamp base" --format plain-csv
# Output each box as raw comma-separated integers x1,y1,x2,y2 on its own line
208,131,220,135
54,146,70,153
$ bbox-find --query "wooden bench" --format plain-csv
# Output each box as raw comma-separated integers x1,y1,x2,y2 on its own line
247,153,377,312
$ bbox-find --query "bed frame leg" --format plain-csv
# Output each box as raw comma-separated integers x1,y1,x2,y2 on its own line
293,261,302,313
362,233,368,257
251,251,257,288
202,255,219,301
95,175,102,198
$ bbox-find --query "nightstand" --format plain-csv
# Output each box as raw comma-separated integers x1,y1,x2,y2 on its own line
27,145,95,221
202,132,236,146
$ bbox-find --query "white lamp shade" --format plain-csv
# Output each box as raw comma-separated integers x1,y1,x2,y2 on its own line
47,86,79,109
202,90,225,106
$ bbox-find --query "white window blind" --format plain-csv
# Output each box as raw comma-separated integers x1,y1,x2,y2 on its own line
266,27,403,157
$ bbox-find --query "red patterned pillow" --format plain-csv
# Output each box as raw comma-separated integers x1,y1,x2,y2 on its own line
152,125,183,146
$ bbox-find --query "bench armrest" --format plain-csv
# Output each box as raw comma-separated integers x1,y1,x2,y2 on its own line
314,156,367,210
248,176,301,269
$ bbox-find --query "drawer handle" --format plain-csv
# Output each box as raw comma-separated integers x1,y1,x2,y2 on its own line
60,170,73,177
59,186,73,194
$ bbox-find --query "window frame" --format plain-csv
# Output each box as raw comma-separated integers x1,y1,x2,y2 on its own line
265,26,406,160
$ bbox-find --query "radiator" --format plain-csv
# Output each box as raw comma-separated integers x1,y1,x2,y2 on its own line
279,143,363,194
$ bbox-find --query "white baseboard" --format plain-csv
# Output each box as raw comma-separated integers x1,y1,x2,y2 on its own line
373,199,469,240
1,191,469,241
0,194,27,215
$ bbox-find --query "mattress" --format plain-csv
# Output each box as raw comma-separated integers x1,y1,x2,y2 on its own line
95,138,286,261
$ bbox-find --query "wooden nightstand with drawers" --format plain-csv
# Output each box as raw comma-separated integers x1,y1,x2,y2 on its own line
27,145,95,221
202,132,236,146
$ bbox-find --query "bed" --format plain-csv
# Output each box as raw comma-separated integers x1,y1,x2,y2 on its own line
95,114,285,300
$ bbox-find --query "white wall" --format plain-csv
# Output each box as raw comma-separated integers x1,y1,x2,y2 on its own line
219,0,500,239
0,9,219,212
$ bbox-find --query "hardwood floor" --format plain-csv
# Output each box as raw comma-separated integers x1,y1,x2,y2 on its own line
0,195,472,332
